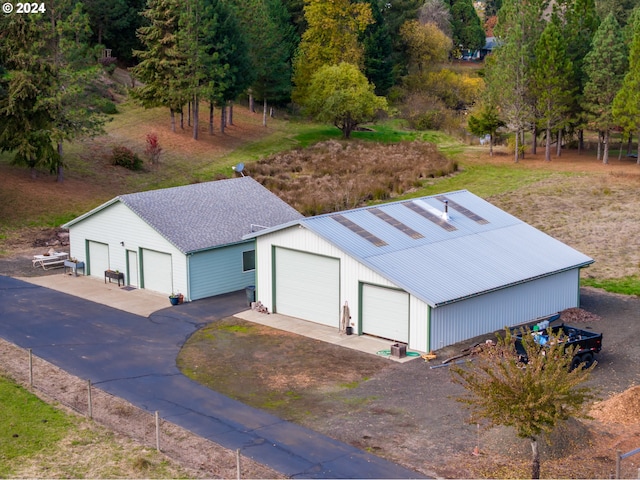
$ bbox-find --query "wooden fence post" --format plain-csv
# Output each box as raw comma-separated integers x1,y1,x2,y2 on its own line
155,411,160,452
87,380,92,419
28,348,33,387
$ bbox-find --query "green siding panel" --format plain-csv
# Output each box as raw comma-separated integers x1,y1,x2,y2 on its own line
189,242,256,300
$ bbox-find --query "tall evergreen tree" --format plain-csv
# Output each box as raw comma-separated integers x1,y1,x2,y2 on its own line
532,19,574,161
229,0,294,125
131,0,186,132
208,0,254,131
378,0,424,78
48,0,106,182
361,0,395,96
561,0,599,153
0,14,58,178
485,0,544,162
447,0,486,51
582,13,628,164
612,7,640,163
0,4,104,181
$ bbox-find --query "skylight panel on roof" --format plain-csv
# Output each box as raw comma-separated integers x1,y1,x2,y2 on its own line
403,201,457,232
436,196,489,224
368,207,424,239
331,214,388,247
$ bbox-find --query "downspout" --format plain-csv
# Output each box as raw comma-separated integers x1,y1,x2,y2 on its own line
186,253,191,302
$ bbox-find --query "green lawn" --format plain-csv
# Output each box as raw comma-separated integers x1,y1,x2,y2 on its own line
0,375,194,478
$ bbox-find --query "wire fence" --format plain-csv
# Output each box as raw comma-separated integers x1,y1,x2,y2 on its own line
0,340,279,479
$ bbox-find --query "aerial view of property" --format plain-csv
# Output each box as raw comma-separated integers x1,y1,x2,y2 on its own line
1,0,639,479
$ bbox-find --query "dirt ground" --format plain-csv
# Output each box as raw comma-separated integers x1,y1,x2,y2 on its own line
176,292,640,479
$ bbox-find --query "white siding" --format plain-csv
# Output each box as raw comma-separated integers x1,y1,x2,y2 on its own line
256,226,431,352
274,248,340,327
87,241,109,278
362,284,409,343
430,269,581,350
68,202,188,296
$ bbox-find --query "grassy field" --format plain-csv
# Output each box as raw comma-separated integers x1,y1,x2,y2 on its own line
0,376,194,478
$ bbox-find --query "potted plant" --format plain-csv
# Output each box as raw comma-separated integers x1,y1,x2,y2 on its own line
169,293,180,306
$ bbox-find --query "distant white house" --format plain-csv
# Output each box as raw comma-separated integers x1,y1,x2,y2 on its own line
246,190,594,352
63,177,303,301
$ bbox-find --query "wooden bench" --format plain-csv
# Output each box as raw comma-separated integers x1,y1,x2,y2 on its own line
32,252,69,270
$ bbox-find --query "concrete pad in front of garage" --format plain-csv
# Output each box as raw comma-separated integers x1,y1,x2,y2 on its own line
17,273,170,317
236,309,422,362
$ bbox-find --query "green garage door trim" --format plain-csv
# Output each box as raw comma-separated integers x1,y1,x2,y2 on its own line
87,240,109,278
361,283,409,343
274,247,340,328
141,248,173,294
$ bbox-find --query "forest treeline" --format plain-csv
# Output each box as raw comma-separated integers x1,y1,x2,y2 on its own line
2,0,640,180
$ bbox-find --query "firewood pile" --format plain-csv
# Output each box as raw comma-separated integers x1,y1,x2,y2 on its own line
590,386,640,425
560,307,602,323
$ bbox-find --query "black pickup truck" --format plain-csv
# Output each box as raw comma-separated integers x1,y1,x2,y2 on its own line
513,314,603,370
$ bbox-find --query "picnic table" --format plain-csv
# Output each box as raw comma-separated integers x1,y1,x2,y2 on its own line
32,251,69,270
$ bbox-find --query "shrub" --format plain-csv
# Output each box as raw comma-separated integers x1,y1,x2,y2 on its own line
506,135,526,156
144,133,162,165
111,146,143,171
96,99,118,114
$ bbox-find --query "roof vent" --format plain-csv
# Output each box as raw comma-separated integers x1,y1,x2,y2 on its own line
442,200,450,221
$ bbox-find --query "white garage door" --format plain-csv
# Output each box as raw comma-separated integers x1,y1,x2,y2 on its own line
362,284,409,343
88,241,109,278
275,248,340,327
142,249,173,294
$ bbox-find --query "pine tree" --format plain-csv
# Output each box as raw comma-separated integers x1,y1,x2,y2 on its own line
532,19,574,161
362,0,395,96
583,13,628,164
0,14,57,178
561,0,599,153
484,0,547,162
131,0,186,132
448,0,486,51
0,4,104,181
613,7,640,164
467,103,505,156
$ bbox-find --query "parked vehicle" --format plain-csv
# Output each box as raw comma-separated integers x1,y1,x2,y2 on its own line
513,314,603,370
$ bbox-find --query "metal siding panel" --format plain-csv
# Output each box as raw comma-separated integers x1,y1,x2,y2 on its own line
362,284,409,343
409,297,430,352
189,243,256,300
430,270,580,350
275,248,340,327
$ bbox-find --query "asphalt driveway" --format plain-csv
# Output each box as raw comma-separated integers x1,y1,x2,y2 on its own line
0,275,424,479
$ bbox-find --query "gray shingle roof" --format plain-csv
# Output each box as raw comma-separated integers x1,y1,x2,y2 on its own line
67,177,303,254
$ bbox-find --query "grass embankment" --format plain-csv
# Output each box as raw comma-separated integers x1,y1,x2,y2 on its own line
0,376,190,478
